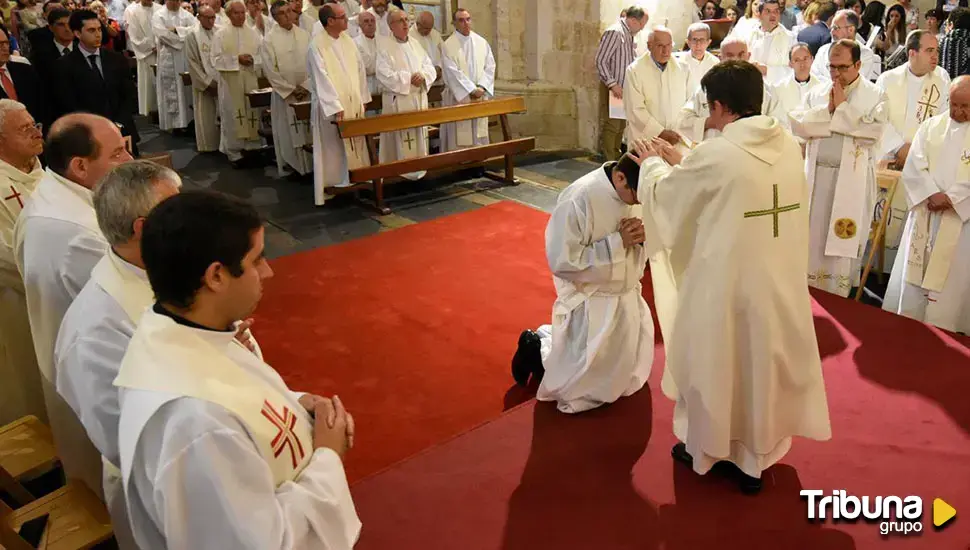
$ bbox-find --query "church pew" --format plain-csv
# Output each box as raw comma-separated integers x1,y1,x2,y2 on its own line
337,96,533,214
180,72,191,86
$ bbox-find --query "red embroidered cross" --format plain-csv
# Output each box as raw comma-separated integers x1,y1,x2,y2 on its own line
3,186,23,209
260,400,306,469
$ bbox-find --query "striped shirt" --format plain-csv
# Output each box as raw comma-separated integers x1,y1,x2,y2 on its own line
595,20,637,89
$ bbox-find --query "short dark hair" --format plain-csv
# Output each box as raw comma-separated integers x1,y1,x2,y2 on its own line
625,5,645,19
758,0,781,13
142,191,263,309
843,0,861,11
69,9,99,32
926,9,944,21
905,29,929,55
817,2,838,22
839,9,861,29
46,7,71,25
615,155,640,193
270,0,287,18
319,3,337,26
948,7,970,30
45,118,100,177
831,37,861,63
701,60,763,118
789,41,811,60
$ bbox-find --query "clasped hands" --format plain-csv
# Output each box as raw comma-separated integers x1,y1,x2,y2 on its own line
927,192,953,212
619,217,645,248
410,73,426,88
828,80,847,114
299,394,356,458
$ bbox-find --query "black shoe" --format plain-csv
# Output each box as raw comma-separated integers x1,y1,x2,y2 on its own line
511,330,542,386
738,472,763,495
671,443,693,468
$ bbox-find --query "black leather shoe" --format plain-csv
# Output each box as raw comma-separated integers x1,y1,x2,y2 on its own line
511,330,542,386
671,443,693,468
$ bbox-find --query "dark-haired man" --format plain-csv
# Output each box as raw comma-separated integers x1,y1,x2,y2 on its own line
27,7,75,86
511,155,654,414
115,191,360,549
13,112,132,495
55,9,140,154
636,60,832,494
790,38,888,297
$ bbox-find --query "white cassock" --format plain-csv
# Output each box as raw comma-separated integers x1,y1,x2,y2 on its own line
260,24,313,176
0,158,45,426
303,0,358,18
375,36,436,180
409,26,443,84
811,39,882,83
211,24,264,162
727,16,759,42
353,34,380,97
623,54,691,149
13,169,109,499
247,11,276,37
367,7,391,37
125,2,163,116
214,9,230,29
875,63,951,158
883,114,970,334
678,81,787,143
300,4,319,34
152,7,197,130
675,50,719,95
770,74,822,132
308,30,372,205
115,308,361,549
185,27,220,152
53,252,154,550
637,115,832,478
789,77,889,297
440,31,496,152
746,24,796,86
535,165,654,414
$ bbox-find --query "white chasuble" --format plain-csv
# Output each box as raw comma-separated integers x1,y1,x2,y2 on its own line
675,50,719,95
409,26,443,72
746,24,796,86
884,114,970,333
770,74,821,134
125,2,163,116
623,54,690,146
353,34,380,97
535,165,653,414
260,25,313,176
152,7,198,131
375,36,437,180
440,31,496,151
299,4,318,34
679,82,786,144
212,24,264,161
636,115,831,479
185,28,220,152
308,30,372,205
875,64,951,157
0,158,45,426
789,77,889,296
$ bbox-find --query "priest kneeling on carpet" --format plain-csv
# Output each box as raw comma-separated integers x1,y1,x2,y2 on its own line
635,60,832,494
510,154,654,414
115,190,361,549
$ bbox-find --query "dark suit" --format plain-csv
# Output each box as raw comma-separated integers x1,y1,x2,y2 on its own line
797,21,832,56
54,47,139,151
28,36,76,90
0,61,49,131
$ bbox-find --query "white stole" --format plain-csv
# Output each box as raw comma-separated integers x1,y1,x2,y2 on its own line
312,31,370,169
381,37,429,160
443,32,488,146
218,25,262,140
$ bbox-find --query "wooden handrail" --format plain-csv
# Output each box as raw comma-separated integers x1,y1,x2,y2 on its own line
338,96,526,138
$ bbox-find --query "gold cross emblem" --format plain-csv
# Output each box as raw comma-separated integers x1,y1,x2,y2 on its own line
833,218,857,239
916,84,941,123
743,184,800,238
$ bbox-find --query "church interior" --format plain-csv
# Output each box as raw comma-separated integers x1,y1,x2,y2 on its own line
1,0,970,548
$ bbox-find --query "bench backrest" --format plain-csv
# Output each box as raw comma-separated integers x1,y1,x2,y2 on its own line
337,96,526,139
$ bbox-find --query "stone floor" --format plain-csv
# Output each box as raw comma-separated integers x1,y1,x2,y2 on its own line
136,121,599,259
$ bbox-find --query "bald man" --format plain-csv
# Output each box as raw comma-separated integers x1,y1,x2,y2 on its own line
623,27,690,151
14,113,133,498
884,76,970,334
354,10,379,96
678,36,787,143
409,10,443,83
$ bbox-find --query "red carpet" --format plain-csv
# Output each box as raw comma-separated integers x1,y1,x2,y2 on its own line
349,289,970,549
253,201,556,481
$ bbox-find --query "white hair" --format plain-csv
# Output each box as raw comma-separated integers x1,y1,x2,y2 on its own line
720,35,748,51
687,22,711,39
0,99,27,131
93,160,183,247
647,25,672,43
225,0,245,11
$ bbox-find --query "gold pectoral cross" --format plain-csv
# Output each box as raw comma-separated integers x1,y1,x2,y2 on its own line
916,84,941,123
743,184,800,238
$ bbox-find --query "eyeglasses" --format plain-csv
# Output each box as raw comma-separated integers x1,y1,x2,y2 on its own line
20,122,43,134
0,41,9,49
828,64,856,72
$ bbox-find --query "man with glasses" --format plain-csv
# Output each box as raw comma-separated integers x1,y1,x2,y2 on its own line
790,38,889,297
676,22,719,94
810,9,881,82
0,99,45,426
0,27,46,132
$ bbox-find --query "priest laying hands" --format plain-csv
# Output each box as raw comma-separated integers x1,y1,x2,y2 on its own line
510,154,654,414
114,191,360,549
634,60,832,495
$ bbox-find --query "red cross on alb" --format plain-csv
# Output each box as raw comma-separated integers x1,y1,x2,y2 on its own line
260,400,306,469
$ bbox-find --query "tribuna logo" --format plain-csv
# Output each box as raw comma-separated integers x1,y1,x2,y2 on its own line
801,490,924,536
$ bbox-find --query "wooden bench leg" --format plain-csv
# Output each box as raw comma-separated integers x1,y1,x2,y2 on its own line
373,178,390,216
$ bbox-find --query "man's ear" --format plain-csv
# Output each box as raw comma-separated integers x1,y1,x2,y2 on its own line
131,217,146,242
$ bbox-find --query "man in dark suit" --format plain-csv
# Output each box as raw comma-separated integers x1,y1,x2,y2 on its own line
0,26,49,131
54,9,139,156
27,7,77,87
797,1,838,55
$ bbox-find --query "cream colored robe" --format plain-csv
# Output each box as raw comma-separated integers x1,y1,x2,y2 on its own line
152,7,197,130
623,53,691,145
678,81,787,143
353,33,379,97
535,165,653,414
260,24,313,176
883,114,970,334
440,30,496,152
0,158,45,426
746,23,796,86
409,26,443,83
211,23,264,162
125,2,163,116
875,63,951,158
307,29,372,205
185,27,221,152
789,77,889,297
675,50,719,95
638,115,832,478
